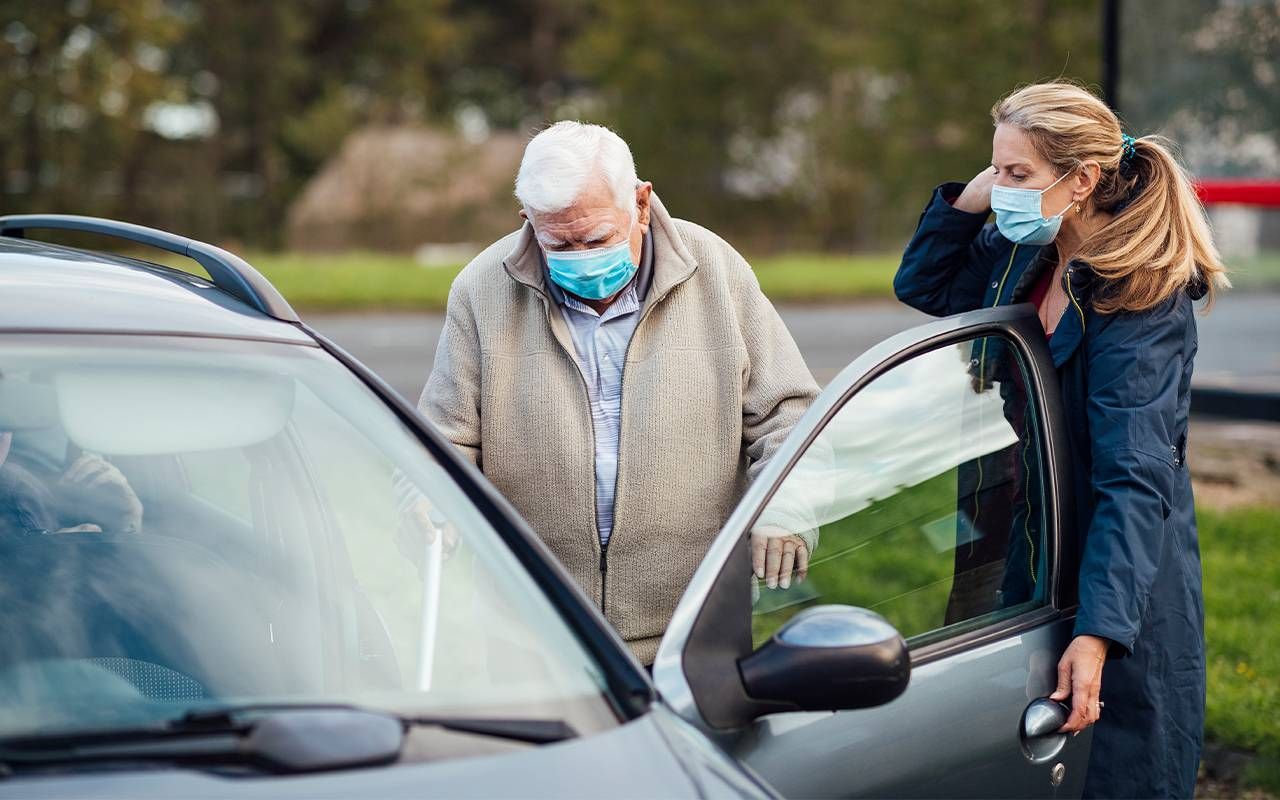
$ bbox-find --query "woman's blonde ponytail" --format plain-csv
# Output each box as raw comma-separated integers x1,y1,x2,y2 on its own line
993,83,1230,313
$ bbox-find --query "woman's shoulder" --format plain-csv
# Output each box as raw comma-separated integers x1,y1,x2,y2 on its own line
1081,277,1196,353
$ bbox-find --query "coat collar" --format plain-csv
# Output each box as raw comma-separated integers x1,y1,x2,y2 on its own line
1047,262,1093,368
501,191,699,309
993,242,1092,369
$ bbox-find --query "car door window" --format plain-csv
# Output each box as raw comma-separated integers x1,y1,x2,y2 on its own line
750,334,1048,649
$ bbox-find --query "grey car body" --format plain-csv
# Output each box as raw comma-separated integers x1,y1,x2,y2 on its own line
0,216,1091,797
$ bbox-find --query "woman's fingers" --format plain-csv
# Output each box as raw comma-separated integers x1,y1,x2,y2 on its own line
1052,637,1108,733
1071,665,1094,730
1050,650,1073,702
1087,661,1104,727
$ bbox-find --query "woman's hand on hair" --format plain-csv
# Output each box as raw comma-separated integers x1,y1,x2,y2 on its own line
953,166,998,214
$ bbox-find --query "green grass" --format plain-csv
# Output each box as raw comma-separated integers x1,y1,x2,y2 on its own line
1199,506,1280,793
138,247,1279,311
237,250,903,311
1226,254,1280,291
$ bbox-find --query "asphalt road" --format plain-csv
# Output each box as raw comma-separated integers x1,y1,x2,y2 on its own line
309,292,1280,404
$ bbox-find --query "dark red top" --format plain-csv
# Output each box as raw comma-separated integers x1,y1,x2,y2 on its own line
1028,267,1056,339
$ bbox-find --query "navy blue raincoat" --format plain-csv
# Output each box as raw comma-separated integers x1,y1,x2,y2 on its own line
895,183,1206,799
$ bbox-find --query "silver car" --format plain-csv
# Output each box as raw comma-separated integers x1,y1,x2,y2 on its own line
0,215,1090,797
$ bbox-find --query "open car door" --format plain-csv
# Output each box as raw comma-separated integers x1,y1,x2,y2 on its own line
653,304,1093,798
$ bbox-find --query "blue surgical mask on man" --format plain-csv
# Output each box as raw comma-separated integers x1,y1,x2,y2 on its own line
990,169,1074,246
542,219,638,300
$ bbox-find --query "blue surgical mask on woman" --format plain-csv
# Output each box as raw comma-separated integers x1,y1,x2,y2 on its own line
543,220,638,300
990,170,1074,246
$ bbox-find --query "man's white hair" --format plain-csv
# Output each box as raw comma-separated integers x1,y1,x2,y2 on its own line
515,121,638,220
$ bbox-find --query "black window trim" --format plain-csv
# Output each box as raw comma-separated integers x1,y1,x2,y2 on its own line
738,307,1071,623
659,305,1075,731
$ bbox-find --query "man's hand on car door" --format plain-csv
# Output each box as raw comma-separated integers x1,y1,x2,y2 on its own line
751,525,809,589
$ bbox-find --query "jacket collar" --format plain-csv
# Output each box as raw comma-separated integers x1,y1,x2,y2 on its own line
994,243,1090,369
501,191,699,309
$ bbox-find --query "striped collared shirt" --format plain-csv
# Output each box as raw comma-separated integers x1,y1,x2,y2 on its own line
547,235,652,547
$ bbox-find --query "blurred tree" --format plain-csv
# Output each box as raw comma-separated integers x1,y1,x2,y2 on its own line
169,0,464,244
1119,0,1279,179
0,0,185,220
571,0,1100,250
1,0,1105,251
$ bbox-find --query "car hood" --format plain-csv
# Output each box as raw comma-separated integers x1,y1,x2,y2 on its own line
0,707,772,800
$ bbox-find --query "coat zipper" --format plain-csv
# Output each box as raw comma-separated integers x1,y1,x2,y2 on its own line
599,540,609,615
527,265,694,618
601,279,690,614
1063,265,1087,332
531,293,605,609
971,244,1021,550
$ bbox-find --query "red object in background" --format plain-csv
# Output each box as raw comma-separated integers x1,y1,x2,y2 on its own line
1194,180,1280,207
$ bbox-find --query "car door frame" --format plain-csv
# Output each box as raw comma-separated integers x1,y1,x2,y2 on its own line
651,304,1086,781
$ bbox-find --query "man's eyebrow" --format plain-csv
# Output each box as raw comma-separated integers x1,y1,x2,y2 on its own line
580,222,618,243
535,229,565,247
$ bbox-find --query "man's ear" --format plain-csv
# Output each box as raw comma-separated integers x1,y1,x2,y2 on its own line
519,209,529,221
635,182,654,228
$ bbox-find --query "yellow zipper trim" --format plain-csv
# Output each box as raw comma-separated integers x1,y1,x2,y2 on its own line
1021,423,1036,583
994,244,1019,305
970,244,1021,554
976,244,1019,390
1065,266,1087,332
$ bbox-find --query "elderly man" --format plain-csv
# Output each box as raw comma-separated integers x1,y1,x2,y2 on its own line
417,121,818,664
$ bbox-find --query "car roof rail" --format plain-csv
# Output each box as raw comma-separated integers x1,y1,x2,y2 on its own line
0,214,299,322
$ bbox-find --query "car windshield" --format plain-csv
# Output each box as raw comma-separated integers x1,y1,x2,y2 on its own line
0,334,616,740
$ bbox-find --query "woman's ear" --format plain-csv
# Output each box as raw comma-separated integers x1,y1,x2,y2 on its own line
1074,160,1102,203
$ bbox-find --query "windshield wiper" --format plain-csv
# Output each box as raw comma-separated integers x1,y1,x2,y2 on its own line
178,702,578,745
0,703,577,775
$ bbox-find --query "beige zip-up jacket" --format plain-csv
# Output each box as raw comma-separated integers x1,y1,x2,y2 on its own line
419,193,819,665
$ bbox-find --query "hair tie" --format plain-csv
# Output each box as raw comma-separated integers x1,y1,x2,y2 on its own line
1120,134,1138,164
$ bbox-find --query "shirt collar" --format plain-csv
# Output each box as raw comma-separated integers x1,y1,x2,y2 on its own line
561,281,641,319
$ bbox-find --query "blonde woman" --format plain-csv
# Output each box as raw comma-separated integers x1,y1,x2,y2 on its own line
894,82,1228,798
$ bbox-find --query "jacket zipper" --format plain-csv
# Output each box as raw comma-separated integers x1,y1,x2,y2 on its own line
530,294,605,610
970,243,1022,550
599,540,609,614
1063,265,1087,331
976,243,1020,391
527,266,695,619
600,280,690,613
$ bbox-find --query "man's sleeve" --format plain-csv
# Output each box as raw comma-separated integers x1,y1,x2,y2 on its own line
736,258,822,551
418,283,483,469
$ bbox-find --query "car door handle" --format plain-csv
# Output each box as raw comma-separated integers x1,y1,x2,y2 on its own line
1019,697,1070,763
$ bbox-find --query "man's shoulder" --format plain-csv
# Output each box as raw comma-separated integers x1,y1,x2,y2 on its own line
449,229,524,298
668,217,755,288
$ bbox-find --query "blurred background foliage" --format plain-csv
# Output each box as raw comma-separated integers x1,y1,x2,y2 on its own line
0,0,1106,251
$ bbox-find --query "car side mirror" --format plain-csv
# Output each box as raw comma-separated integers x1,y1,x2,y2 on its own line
739,605,910,712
